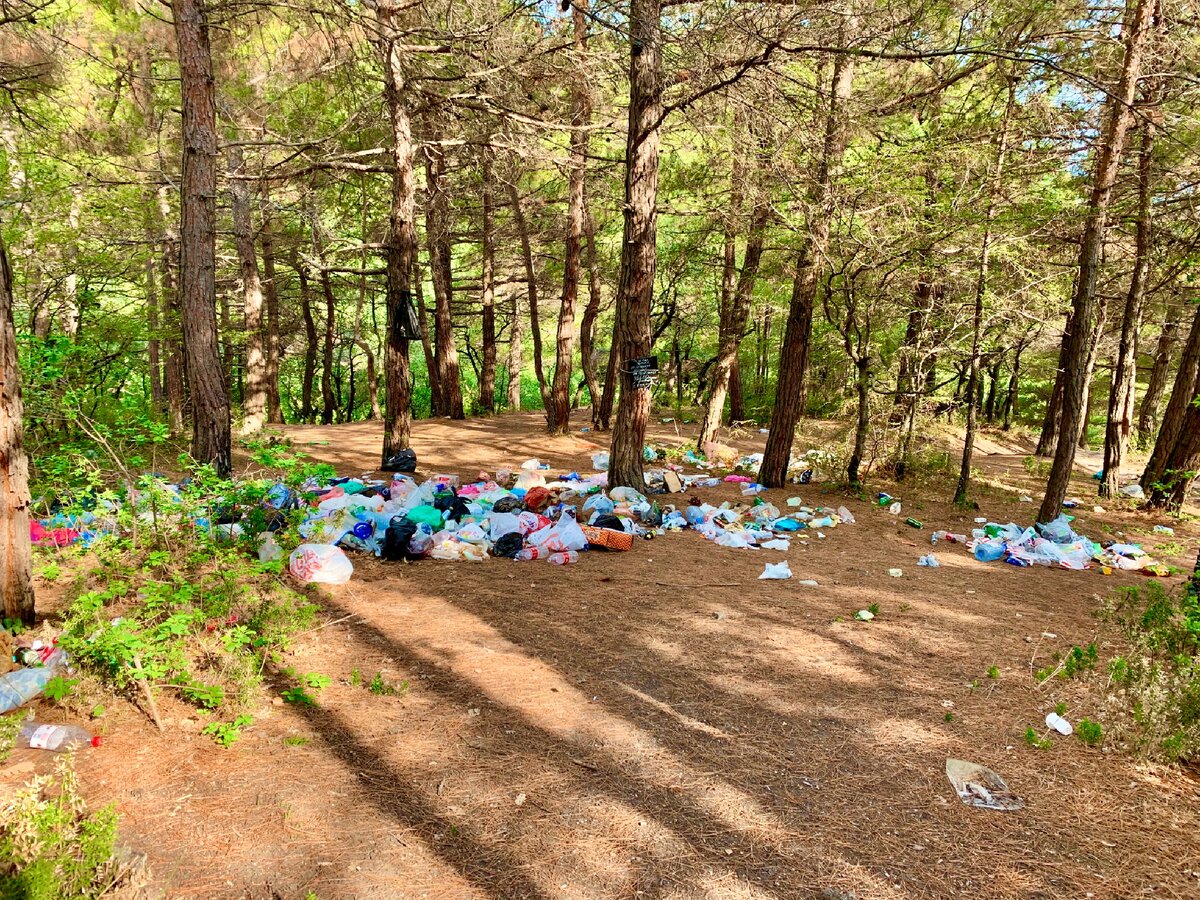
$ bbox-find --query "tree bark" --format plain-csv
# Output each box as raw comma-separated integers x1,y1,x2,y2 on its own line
0,236,34,626
261,210,284,424
1137,302,1179,444
479,147,497,414
1145,381,1200,510
597,339,619,432
295,249,318,423
144,192,164,411
1039,0,1154,524
847,356,871,489
228,145,268,435
509,180,549,413
319,266,337,425
424,137,463,419
1102,112,1155,496
548,0,592,433
759,46,854,487
1002,340,1024,431
1036,314,1071,456
578,201,601,418
1142,300,1200,493
607,0,662,489
379,1,416,460
956,77,1014,505
159,186,186,434
507,283,524,410
698,202,769,448
172,0,231,476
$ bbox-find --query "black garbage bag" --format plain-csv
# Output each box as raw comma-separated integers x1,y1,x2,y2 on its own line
492,531,525,559
445,496,472,522
492,495,523,513
593,513,625,532
382,448,418,473
382,516,418,562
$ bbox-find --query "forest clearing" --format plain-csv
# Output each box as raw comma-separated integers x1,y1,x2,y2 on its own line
2,0,1200,897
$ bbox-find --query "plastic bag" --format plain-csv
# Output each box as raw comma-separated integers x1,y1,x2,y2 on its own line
759,561,792,580
257,533,283,563
584,493,615,515
456,522,489,544
382,517,417,561
488,513,521,541
760,539,790,551
541,511,588,553
1036,514,1076,544
382,448,417,473
836,506,856,524
715,531,753,549
289,544,354,584
591,452,610,471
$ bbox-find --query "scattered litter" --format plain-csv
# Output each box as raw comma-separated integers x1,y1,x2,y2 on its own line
514,793,526,807
1045,712,1073,736
797,579,819,587
945,758,1024,811
889,502,902,515
854,609,874,621
759,561,793,580
1019,495,1033,503
760,539,790,551
1120,484,1145,499
888,568,903,577
1153,525,1175,535
905,517,923,529
289,544,354,584
918,554,940,568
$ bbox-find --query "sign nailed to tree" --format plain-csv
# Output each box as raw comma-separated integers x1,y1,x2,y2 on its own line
630,355,658,389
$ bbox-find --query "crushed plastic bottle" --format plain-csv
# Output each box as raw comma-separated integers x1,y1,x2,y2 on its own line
0,649,69,715
17,721,101,751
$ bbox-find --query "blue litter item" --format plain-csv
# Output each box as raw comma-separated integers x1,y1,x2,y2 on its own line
771,518,804,532
974,540,1006,562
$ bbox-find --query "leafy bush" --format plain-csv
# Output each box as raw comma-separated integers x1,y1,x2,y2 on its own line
1103,581,1200,761
0,759,132,899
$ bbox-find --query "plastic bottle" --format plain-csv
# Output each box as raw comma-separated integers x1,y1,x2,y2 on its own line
17,721,102,751
0,649,69,715
515,546,546,561
548,551,579,565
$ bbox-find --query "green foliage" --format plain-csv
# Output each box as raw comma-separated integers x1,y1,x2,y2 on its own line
1036,643,1098,681
42,677,78,704
1102,583,1200,761
986,665,1001,680
0,759,124,899
0,715,25,765
368,672,408,697
1024,727,1052,750
1054,701,1068,717
1077,718,1103,747
201,715,253,749
283,736,309,747
281,687,316,706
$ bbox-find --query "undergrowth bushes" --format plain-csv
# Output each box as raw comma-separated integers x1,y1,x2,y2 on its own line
1103,580,1200,762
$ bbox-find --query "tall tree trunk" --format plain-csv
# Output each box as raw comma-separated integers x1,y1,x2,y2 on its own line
1142,301,1200,493
607,0,662,489
159,186,186,434
549,0,592,433
1039,0,1154,524
62,184,82,339
597,339,618,432
424,138,463,419
1145,382,1200,510
352,200,382,421
699,203,769,448
729,358,745,423
378,2,416,460
1102,111,1155,496
1036,314,1071,456
507,284,524,410
759,45,854,487
956,79,1014,505
1077,298,1110,450
172,0,231,476
414,264,437,411
579,203,604,423
144,192,164,411
0,237,34,626
319,267,336,425
984,355,1001,423
1002,342,1023,430
1137,302,1179,443
847,355,871,489
509,180,549,412
295,250,318,423
261,210,284,424
228,145,268,435
479,148,497,414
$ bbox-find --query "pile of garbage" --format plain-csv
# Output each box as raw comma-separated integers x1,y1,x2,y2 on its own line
936,513,1171,575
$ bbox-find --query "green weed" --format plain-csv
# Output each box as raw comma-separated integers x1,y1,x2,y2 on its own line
1077,718,1103,747
987,666,1001,680
1024,727,1052,750
201,715,253,749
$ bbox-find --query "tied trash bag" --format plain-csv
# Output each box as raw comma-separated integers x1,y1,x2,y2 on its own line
492,531,525,559
382,448,418,473
289,544,354,584
456,522,489,544
1036,513,1077,544
382,517,418,562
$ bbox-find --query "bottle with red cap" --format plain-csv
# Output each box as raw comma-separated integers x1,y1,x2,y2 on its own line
16,721,102,752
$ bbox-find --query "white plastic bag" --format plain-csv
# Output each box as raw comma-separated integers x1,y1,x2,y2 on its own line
258,533,283,563
591,452,610,471
836,506,856,524
759,561,792,580
488,513,521,541
760,539,790,552
289,544,353,584
456,522,489,544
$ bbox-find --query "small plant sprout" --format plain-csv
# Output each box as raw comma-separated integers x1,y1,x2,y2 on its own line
1077,718,1103,747
987,665,1001,680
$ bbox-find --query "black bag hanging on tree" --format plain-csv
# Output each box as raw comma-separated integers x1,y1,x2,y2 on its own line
392,288,422,341
382,447,417,473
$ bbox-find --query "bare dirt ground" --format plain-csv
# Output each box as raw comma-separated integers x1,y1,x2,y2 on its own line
11,411,1200,899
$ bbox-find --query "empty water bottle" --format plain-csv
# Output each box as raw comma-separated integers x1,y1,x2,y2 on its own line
17,721,102,752
515,545,546,561
0,649,69,715
547,551,579,565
